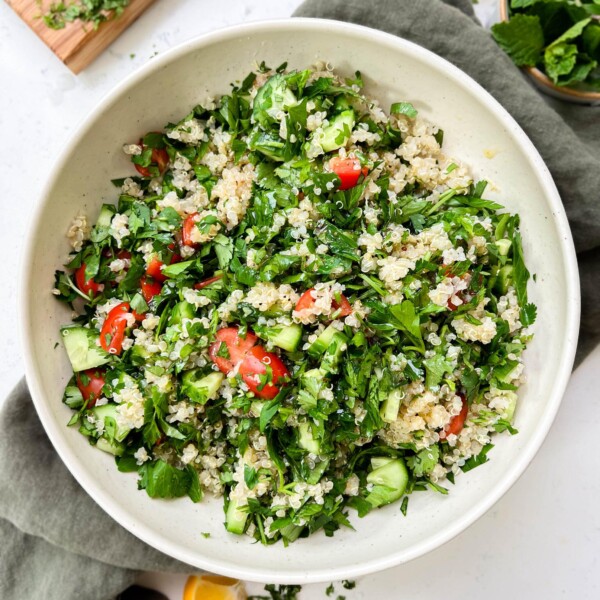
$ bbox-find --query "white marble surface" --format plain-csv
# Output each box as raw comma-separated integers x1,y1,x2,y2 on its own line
1,0,599,598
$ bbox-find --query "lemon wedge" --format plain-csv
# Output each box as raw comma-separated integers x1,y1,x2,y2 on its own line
183,574,247,600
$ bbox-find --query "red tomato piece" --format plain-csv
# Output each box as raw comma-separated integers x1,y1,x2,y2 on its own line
146,255,167,283
76,369,106,408
145,245,182,283
194,275,222,290
329,157,368,191
294,288,352,317
116,250,131,261
208,327,258,374
239,346,290,399
439,393,469,440
182,212,201,247
140,275,163,303
134,146,170,177
75,263,104,296
99,302,132,355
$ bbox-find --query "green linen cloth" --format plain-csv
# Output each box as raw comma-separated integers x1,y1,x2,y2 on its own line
1,1,598,598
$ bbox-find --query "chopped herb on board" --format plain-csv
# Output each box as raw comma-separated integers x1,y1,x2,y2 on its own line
41,0,131,30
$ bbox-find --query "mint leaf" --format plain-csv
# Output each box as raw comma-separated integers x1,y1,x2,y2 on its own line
491,14,544,67
544,43,578,83
548,18,592,48
583,24,600,61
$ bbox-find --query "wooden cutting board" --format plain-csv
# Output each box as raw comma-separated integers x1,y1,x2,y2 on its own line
6,0,156,73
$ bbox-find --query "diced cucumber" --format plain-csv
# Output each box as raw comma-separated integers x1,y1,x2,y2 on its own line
250,400,265,418
303,366,325,390
261,324,303,352
495,238,512,256
334,95,352,112
61,326,110,372
381,389,403,423
370,456,394,470
307,325,339,358
252,73,297,128
499,390,518,422
92,403,132,442
168,301,196,327
248,129,286,162
95,436,124,456
298,422,320,455
95,204,115,229
280,523,303,543
225,496,248,535
319,332,348,375
130,343,150,366
306,458,330,485
366,458,409,508
181,369,224,404
494,265,514,295
320,109,355,152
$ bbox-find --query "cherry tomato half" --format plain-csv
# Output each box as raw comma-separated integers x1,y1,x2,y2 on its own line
100,302,132,355
75,263,104,296
194,275,222,290
439,393,468,440
134,145,170,178
76,369,106,408
295,288,353,318
329,157,368,191
140,275,163,303
239,346,290,399
182,212,201,247
208,327,258,374
145,245,182,283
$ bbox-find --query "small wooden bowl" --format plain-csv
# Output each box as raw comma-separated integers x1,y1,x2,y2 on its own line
499,0,600,105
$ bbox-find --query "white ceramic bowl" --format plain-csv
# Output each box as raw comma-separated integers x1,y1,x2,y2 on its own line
21,19,580,584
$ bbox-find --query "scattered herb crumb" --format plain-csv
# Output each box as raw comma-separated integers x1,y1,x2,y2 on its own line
342,581,356,590
200,531,210,538
248,584,302,600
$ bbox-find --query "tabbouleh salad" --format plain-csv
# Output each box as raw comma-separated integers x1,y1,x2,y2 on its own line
54,62,536,545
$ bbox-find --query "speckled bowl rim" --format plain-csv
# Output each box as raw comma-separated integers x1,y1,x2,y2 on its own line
20,18,580,583
499,0,600,103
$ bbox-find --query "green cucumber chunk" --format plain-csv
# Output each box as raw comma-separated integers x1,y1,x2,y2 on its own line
495,238,512,256
61,326,110,372
168,301,196,327
319,332,348,375
320,109,356,152
298,421,320,454
381,389,403,423
366,458,409,508
225,496,248,535
494,265,514,295
95,204,116,229
92,403,132,443
262,324,303,352
307,324,339,358
181,369,224,404
95,436,124,456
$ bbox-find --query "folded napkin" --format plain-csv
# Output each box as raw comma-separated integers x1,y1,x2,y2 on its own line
1,1,598,599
